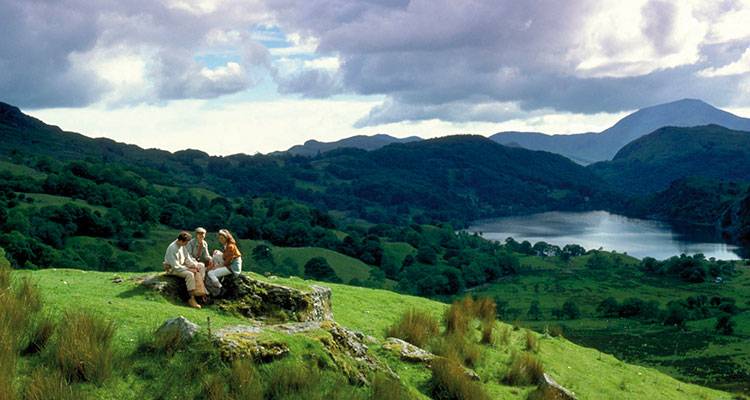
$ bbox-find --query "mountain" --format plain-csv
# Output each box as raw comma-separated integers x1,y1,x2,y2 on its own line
0,101,615,223
283,134,422,156
315,135,617,221
491,99,750,164
589,125,750,194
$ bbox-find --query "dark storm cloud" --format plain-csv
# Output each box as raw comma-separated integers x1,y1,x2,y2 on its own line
269,0,750,125
0,0,269,109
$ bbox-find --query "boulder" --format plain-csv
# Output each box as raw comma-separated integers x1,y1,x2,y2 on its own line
383,337,436,363
215,274,333,322
212,324,289,363
154,316,200,345
139,273,334,323
528,373,577,400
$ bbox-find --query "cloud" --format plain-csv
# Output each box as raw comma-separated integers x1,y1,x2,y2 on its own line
269,0,750,125
0,0,271,109
699,47,750,77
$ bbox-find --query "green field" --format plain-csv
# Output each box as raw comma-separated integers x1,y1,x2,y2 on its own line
10,268,734,400
469,253,750,394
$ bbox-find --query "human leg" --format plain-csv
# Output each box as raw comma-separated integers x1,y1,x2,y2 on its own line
169,266,201,308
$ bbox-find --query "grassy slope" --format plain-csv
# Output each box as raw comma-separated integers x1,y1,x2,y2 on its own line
15,268,732,400
471,253,750,393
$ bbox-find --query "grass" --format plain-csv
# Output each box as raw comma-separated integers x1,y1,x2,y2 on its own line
429,357,490,400
385,308,440,347
15,193,108,213
503,351,545,386
53,311,116,383
5,268,736,400
471,257,750,394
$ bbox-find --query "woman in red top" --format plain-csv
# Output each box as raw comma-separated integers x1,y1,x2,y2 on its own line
206,229,243,295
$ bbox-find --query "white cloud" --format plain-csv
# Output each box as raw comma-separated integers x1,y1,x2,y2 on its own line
574,0,707,78
26,99,628,155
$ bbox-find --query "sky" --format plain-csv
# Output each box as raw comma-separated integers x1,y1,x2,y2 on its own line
2,0,750,155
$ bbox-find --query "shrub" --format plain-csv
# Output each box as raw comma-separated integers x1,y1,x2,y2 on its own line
386,308,440,348
304,257,341,283
503,352,545,386
561,299,580,320
430,357,490,400
53,311,116,384
23,368,77,400
525,330,539,353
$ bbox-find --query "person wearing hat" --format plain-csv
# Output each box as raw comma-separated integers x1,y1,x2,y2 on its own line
186,227,211,267
206,229,243,296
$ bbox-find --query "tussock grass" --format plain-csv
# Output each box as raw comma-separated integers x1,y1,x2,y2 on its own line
444,301,470,336
370,373,414,400
480,320,494,345
0,265,45,400
22,317,55,355
262,360,320,399
429,357,490,400
229,359,263,400
525,329,539,353
52,311,116,384
23,368,77,400
503,351,545,386
432,334,483,368
497,325,512,346
475,297,496,323
386,308,440,347
545,324,564,338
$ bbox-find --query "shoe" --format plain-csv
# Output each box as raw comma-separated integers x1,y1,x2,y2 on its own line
188,297,202,309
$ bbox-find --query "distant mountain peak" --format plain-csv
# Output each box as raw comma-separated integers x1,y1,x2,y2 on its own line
491,99,750,164
283,133,422,156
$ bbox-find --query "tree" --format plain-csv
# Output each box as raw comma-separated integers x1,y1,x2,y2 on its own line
527,300,543,320
715,313,735,335
562,299,581,319
304,257,341,283
252,245,273,263
416,245,437,265
597,297,620,317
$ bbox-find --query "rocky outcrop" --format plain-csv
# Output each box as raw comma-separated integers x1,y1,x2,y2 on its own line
317,321,396,385
217,274,333,322
528,373,577,400
139,273,333,322
383,337,436,363
381,337,480,381
213,324,289,363
155,316,199,345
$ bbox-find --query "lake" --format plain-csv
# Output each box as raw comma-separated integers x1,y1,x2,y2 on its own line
468,211,745,260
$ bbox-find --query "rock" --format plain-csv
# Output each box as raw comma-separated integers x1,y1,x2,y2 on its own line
383,337,436,363
213,324,289,363
215,274,334,322
139,273,334,323
528,373,577,400
462,366,481,381
139,274,190,302
271,321,323,334
111,276,124,284
155,316,200,345
317,322,397,385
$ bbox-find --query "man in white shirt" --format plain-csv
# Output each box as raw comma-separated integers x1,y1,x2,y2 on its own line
163,231,203,308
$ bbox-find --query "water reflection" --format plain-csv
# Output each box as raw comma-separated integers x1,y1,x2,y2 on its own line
468,211,746,260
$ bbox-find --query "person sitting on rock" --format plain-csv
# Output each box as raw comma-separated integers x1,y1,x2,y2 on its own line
186,227,212,268
206,229,243,296
163,231,206,308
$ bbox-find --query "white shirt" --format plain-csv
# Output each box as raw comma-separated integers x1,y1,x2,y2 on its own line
164,240,189,269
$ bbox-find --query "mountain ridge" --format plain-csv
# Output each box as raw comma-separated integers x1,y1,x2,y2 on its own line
491,99,750,164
